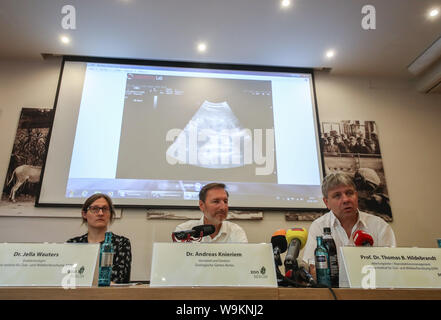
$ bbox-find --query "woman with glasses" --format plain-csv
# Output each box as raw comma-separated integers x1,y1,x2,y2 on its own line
67,193,132,283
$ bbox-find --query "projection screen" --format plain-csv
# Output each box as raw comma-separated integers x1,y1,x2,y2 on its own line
37,56,326,210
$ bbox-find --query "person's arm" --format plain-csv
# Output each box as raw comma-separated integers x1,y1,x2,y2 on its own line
65,234,86,243
378,223,396,247
301,224,319,264
228,223,248,243
174,220,195,233
112,237,132,283
301,222,321,280
236,227,248,243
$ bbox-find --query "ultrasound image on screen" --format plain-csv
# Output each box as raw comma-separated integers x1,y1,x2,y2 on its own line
116,74,276,183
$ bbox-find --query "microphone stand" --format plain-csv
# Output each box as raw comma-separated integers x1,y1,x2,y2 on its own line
277,265,338,300
284,260,305,287
271,241,337,299
274,249,297,287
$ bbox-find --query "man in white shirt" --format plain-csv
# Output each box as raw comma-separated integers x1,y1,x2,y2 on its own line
174,183,248,243
302,172,396,287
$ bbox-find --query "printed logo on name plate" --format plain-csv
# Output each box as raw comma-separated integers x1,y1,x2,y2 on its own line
66,265,86,278
250,266,268,279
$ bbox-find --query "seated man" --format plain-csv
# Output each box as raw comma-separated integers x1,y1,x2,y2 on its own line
302,172,396,287
174,182,248,243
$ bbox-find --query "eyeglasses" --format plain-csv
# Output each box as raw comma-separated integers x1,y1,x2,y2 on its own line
88,206,110,214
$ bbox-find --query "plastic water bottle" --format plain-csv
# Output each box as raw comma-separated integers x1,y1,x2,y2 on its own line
98,232,114,286
323,227,339,287
314,236,331,287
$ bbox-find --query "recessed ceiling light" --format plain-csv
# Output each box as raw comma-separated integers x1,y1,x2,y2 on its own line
60,35,70,44
326,50,335,58
281,0,291,8
429,8,439,17
197,42,207,53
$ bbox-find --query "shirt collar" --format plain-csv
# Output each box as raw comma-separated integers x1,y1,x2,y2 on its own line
85,232,113,244
330,210,367,229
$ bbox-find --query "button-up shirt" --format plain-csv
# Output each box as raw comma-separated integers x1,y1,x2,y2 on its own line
301,210,396,287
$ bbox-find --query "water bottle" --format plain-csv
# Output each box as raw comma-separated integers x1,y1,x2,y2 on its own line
323,227,339,287
98,232,114,286
314,236,331,287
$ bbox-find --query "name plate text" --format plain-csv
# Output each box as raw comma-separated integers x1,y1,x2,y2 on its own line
341,247,441,288
150,242,277,287
0,243,100,287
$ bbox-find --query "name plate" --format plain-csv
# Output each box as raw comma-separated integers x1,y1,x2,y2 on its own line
341,247,441,289
150,242,277,287
0,243,100,287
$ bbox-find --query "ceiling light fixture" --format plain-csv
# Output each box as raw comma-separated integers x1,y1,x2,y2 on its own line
429,8,439,17
281,0,291,8
60,36,70,44
197,42,207,53
326,50,335,58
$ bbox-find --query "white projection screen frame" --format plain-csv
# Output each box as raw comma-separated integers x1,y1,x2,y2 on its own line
37,56,326,210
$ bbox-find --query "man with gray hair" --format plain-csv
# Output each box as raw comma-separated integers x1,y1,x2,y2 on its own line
302,172,396,287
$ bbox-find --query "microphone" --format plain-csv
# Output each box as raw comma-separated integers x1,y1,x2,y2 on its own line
172,224,215,242
297,264,317,286
271,229,287,266
284,260,316,287
284,228,308,272
353,230,374,246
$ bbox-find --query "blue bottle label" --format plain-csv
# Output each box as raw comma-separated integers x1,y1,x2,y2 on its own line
316,255,328,269
100,252,114,267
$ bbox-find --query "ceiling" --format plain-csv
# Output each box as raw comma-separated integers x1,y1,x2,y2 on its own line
1,0,441,79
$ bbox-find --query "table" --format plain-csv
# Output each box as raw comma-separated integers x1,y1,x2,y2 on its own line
1,286,440,300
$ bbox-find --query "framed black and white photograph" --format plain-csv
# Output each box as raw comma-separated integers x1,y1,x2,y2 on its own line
1,108,54,206
321,120,392,222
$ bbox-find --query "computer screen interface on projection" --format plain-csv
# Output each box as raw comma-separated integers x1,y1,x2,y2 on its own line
38,59,325,209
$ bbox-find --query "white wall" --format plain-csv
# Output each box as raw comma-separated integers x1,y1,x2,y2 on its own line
0,59,440,281
315,73,441,249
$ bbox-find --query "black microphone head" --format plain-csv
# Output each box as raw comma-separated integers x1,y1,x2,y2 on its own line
192,224,215,237
173,231,190,241
271,229,288,253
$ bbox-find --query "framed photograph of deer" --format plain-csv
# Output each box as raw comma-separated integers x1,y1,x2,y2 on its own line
1,108,54,204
